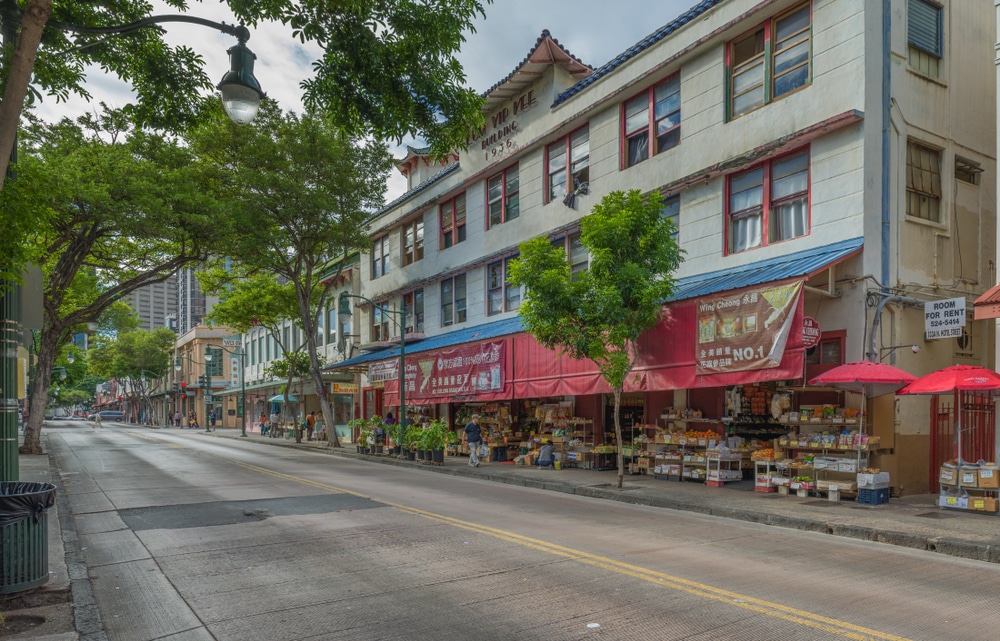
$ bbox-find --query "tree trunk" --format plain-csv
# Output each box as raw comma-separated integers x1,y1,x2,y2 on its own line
0,0,52,193
300,291,342,448
613,387,624,489
20,325,60,454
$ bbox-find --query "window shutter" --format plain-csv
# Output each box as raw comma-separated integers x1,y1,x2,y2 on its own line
908,0,941,57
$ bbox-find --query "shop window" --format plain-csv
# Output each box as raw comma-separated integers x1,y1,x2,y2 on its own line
662,195,680,242
403,289,424,334
805,331,844,378
728,2,811,119
371,235,390,279
908,0,942,78
623,76,680,168
727,149,809,254
906,141,941,222
488,165,519,227
547,126,590,202
441,274,467,326
371,303,391,342
487,256,521,316
440,193,467,249
402,218,424,266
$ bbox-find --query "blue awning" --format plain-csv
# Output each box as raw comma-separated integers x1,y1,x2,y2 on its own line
668,237,863,302
325,237,862,372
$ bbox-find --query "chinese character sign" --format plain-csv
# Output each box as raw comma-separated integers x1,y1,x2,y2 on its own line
229,356,241,388
368,359,399,385
406,341,506,399
695,281,803,375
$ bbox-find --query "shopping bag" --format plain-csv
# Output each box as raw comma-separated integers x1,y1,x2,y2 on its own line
478,443,489,458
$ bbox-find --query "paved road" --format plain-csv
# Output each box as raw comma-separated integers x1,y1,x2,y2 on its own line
46,422,1000,641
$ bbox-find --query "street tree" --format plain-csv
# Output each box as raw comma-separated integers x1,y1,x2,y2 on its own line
200,270,320,444
4,112,226,453
191,103,391,449
507,190,684,489
88,327,175,424
0,0,490,197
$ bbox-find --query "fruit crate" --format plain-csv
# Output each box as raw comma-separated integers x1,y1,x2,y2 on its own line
857,488,889,505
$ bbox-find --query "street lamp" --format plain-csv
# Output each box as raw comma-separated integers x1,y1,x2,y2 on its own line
210,341,248,437
339,293,407,448
203,345,215,433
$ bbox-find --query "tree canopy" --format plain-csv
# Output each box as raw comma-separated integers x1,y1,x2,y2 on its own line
507,189,684,487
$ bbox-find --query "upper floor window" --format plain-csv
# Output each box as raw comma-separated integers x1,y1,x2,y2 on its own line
908,0,942,78
440,193,467,249
728,2,811,118
206,347,223,377
487,257,521,316
728,150,809,254
371,303,391,342
371,236,390,279
552,233,589,277
547,126,590,202
488,166,519,227
328,305,337,344
403,289,424,334
906,141,941,222
662,195,680,241
623,76,680,168
441,274,467,326
403,218,424,266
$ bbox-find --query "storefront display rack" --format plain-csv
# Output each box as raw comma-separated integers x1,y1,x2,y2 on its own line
653,441,708,482
706,454,742,486
938,464,999,513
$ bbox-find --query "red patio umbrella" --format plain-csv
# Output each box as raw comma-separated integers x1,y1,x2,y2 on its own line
897,365,1000,462
809,361,916,398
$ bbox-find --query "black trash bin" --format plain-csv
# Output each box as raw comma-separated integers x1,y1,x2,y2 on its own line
0,481,57,594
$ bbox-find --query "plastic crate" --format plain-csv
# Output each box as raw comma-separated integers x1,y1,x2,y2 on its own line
857,487,889,505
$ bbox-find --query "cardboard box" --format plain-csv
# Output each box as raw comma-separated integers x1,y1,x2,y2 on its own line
939,495,968,509
959,469,979,487
967,496,999,512
978,468,1000,489
939,467,957,485
637,457,651,468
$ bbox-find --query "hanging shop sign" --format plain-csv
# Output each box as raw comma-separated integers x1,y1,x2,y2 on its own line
696,281,803,375
407,340,507,400
367,359,399,385
331,383,358,394
924,296,966,340
802,317,821,348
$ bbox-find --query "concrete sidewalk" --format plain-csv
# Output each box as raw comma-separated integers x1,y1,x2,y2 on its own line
202,427,1000,564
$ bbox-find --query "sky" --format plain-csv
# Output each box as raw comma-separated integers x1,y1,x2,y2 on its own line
36,0,697,202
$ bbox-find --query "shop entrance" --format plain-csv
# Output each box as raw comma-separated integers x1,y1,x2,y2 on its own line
929,392,996,492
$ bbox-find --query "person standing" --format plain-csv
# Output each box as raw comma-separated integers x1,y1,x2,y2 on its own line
259,411,268,436
209,410,216,430
173,410,181,427
270,410,280,438
94,413,102,429
306,411,316,441
463,414,483,467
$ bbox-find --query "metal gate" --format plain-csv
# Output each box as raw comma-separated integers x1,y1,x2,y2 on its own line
929,392,996,493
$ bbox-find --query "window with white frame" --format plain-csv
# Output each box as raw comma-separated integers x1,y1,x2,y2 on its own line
441,274,467,326
728,2,811,118
440,193,467,249
907,0,942,78
371,303,390,342
551,234,589,277
371,235,390,279
547,126,590,201
906,141,941,222
488,166,519,227
403,218,424,266
487,257,521,316
623,76,680,168
403,289,424,334
728,149,809,254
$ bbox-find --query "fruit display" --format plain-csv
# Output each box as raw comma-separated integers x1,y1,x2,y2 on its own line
751,448,776,461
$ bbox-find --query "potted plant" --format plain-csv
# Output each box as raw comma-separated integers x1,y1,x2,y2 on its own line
424,419,449,463
369,415,386,454
383,419,402,456
351,418,372,454
402,427,420,461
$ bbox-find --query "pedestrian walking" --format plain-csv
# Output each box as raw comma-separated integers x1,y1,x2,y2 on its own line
270,411,280,438
209,411,216,429
94,413,103,429
173,411,182,427
306,411,316,441
259,411,268,436
463,414,483,467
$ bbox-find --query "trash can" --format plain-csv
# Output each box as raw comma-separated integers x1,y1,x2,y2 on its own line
1,482,57,594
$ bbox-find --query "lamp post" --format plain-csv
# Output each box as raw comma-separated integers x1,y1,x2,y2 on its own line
203,346,214,433
339,293,407,447
211,340,248,437
0,8,265,481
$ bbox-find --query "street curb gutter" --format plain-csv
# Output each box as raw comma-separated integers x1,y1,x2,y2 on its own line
199,433,1000,565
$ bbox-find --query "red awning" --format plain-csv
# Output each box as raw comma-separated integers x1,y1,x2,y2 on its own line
974,283,1000,320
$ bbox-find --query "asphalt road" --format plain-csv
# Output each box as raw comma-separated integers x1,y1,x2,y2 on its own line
45,421,1000,641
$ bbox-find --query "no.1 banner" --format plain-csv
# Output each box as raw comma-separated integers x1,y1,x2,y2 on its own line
695,281,803,375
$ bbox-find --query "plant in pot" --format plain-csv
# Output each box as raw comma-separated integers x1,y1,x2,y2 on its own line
369,415,386,454
424,419,449,463
446,428,460,456
382,419,401,456
351,418,372,454
402,426,420,461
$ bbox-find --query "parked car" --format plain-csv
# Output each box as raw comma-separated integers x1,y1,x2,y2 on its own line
87,411,125,422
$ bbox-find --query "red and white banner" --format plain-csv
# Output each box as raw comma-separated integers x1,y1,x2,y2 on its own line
385,340,512,405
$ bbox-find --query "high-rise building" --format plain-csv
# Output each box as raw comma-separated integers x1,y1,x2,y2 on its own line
127,275,177,332
176,267,217,335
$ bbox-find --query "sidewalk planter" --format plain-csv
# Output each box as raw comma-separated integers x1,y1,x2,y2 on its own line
1,482,57,594
432,449,445,464
405,449,416,461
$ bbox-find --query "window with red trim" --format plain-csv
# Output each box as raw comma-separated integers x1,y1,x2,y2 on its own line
547,126,590,202
440,193,466,249
622,76,680,168
487,256,521,316
727,149,809,254
488,165,519,227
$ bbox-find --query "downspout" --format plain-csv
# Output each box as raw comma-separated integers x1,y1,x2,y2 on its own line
881,0,892,290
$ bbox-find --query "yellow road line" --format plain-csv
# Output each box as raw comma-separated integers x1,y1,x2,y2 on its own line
145,433,910,641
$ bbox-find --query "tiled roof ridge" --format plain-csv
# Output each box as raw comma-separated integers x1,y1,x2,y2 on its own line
553,0,727,107
481,29,593,99
369,163,460,222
